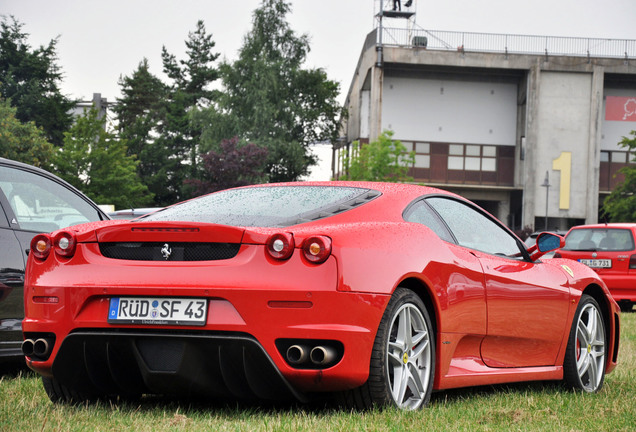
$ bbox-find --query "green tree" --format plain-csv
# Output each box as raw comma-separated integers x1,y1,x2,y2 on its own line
114,58,167,204
54,108,153,208
0,16,74,146
158,20,220,204
0,96,55,167
201,0,341,182
114,58,166,159
339,130,415,182
602,130,636,222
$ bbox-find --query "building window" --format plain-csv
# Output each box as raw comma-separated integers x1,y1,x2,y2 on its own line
612,152,628,163
447,144,497,172
600,151,610,162
413,142,430,168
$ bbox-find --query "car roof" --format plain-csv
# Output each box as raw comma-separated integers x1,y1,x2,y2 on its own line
246,181,460,200
0,157,109,219
569,223,636,231
1,157,76,186
0,157,62,177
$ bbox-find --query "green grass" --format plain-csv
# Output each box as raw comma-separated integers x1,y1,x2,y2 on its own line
2,313,635,432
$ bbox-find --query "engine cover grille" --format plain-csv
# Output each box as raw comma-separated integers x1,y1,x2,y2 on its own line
99,242,240,261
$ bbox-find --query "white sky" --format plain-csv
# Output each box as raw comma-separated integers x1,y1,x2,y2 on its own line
3,0,636,180
4,0,636,104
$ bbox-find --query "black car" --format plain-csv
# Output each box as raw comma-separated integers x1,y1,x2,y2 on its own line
0,158,109,361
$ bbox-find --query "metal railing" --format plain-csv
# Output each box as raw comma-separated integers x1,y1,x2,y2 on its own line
380,27,636,59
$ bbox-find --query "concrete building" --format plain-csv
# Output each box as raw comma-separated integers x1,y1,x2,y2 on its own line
70,93,112,122
337,1,636,231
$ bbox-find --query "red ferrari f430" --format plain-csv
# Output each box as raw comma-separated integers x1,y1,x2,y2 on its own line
23,182,620,409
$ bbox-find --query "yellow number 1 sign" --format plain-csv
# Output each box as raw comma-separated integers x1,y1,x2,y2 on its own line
552,152,572,210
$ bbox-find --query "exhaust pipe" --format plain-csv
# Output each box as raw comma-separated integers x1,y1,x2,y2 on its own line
22,339,35,357
33,338,53,357
310,346,337,366
286,345,309,364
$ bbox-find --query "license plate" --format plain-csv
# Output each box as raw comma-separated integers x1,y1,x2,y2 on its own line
108,297,207,325
579,259,611,268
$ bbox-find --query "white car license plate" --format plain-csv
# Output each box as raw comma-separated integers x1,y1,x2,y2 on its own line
108,297,207,326
579,259,611,268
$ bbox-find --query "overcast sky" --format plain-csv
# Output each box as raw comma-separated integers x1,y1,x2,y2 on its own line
4,0,636,104
3,0,635,180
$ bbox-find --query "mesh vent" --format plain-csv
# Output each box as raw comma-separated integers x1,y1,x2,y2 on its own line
136,338,184,372
99,242,240,261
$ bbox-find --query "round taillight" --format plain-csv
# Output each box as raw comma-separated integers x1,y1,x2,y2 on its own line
302,236,332,264
266,233,295,260
30,234,52,260
53,231,76,258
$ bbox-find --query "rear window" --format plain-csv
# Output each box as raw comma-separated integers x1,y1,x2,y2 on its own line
142,186,380,227
563,228,635,251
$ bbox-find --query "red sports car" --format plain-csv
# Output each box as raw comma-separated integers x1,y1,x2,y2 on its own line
22,182,620,410
555,223,636,312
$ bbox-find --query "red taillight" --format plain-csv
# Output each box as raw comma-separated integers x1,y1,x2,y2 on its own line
302,236,332,264
629,254,636,269
30,234,52,260
266,233,295,260
53,231,76,258
553,251,562,258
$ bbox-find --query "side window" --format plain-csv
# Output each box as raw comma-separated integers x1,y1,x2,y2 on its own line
404,200,455,243
0,200,10,228
0,166,103,232
426,197,522,257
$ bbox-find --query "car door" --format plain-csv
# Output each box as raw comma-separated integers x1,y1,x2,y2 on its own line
0,194,25,354
0,162,107,356
403,199,487,335
426,196,570,368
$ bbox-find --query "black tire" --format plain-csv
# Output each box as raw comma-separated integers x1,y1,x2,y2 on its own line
339,288,435,410
563,294,607,393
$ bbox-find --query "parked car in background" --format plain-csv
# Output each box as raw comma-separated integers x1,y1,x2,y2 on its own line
0,158,109,361
22,182,619,409
555,223,636,312
108,207,162,220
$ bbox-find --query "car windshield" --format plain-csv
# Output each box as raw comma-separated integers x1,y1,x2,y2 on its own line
142,186,379,227
563,228,635,251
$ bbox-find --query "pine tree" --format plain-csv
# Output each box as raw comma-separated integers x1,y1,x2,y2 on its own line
0,16,74,146
114,59,167,204
202,0,341,182
159,20,220,203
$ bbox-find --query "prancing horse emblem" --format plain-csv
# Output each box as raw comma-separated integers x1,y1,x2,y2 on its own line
161,243,172,260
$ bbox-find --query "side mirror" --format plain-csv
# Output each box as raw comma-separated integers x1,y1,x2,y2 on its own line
529,232,565,261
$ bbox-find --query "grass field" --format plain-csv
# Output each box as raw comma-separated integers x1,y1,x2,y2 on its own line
1,313,634,432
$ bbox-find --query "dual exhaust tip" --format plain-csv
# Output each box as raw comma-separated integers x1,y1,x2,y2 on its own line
21,337,53,359
286,344,338,368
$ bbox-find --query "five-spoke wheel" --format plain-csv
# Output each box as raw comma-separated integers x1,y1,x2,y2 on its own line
563,294,606,393
385,300,434,409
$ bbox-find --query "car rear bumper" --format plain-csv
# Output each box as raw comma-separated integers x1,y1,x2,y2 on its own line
24,285,390,398
44,330,307,401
